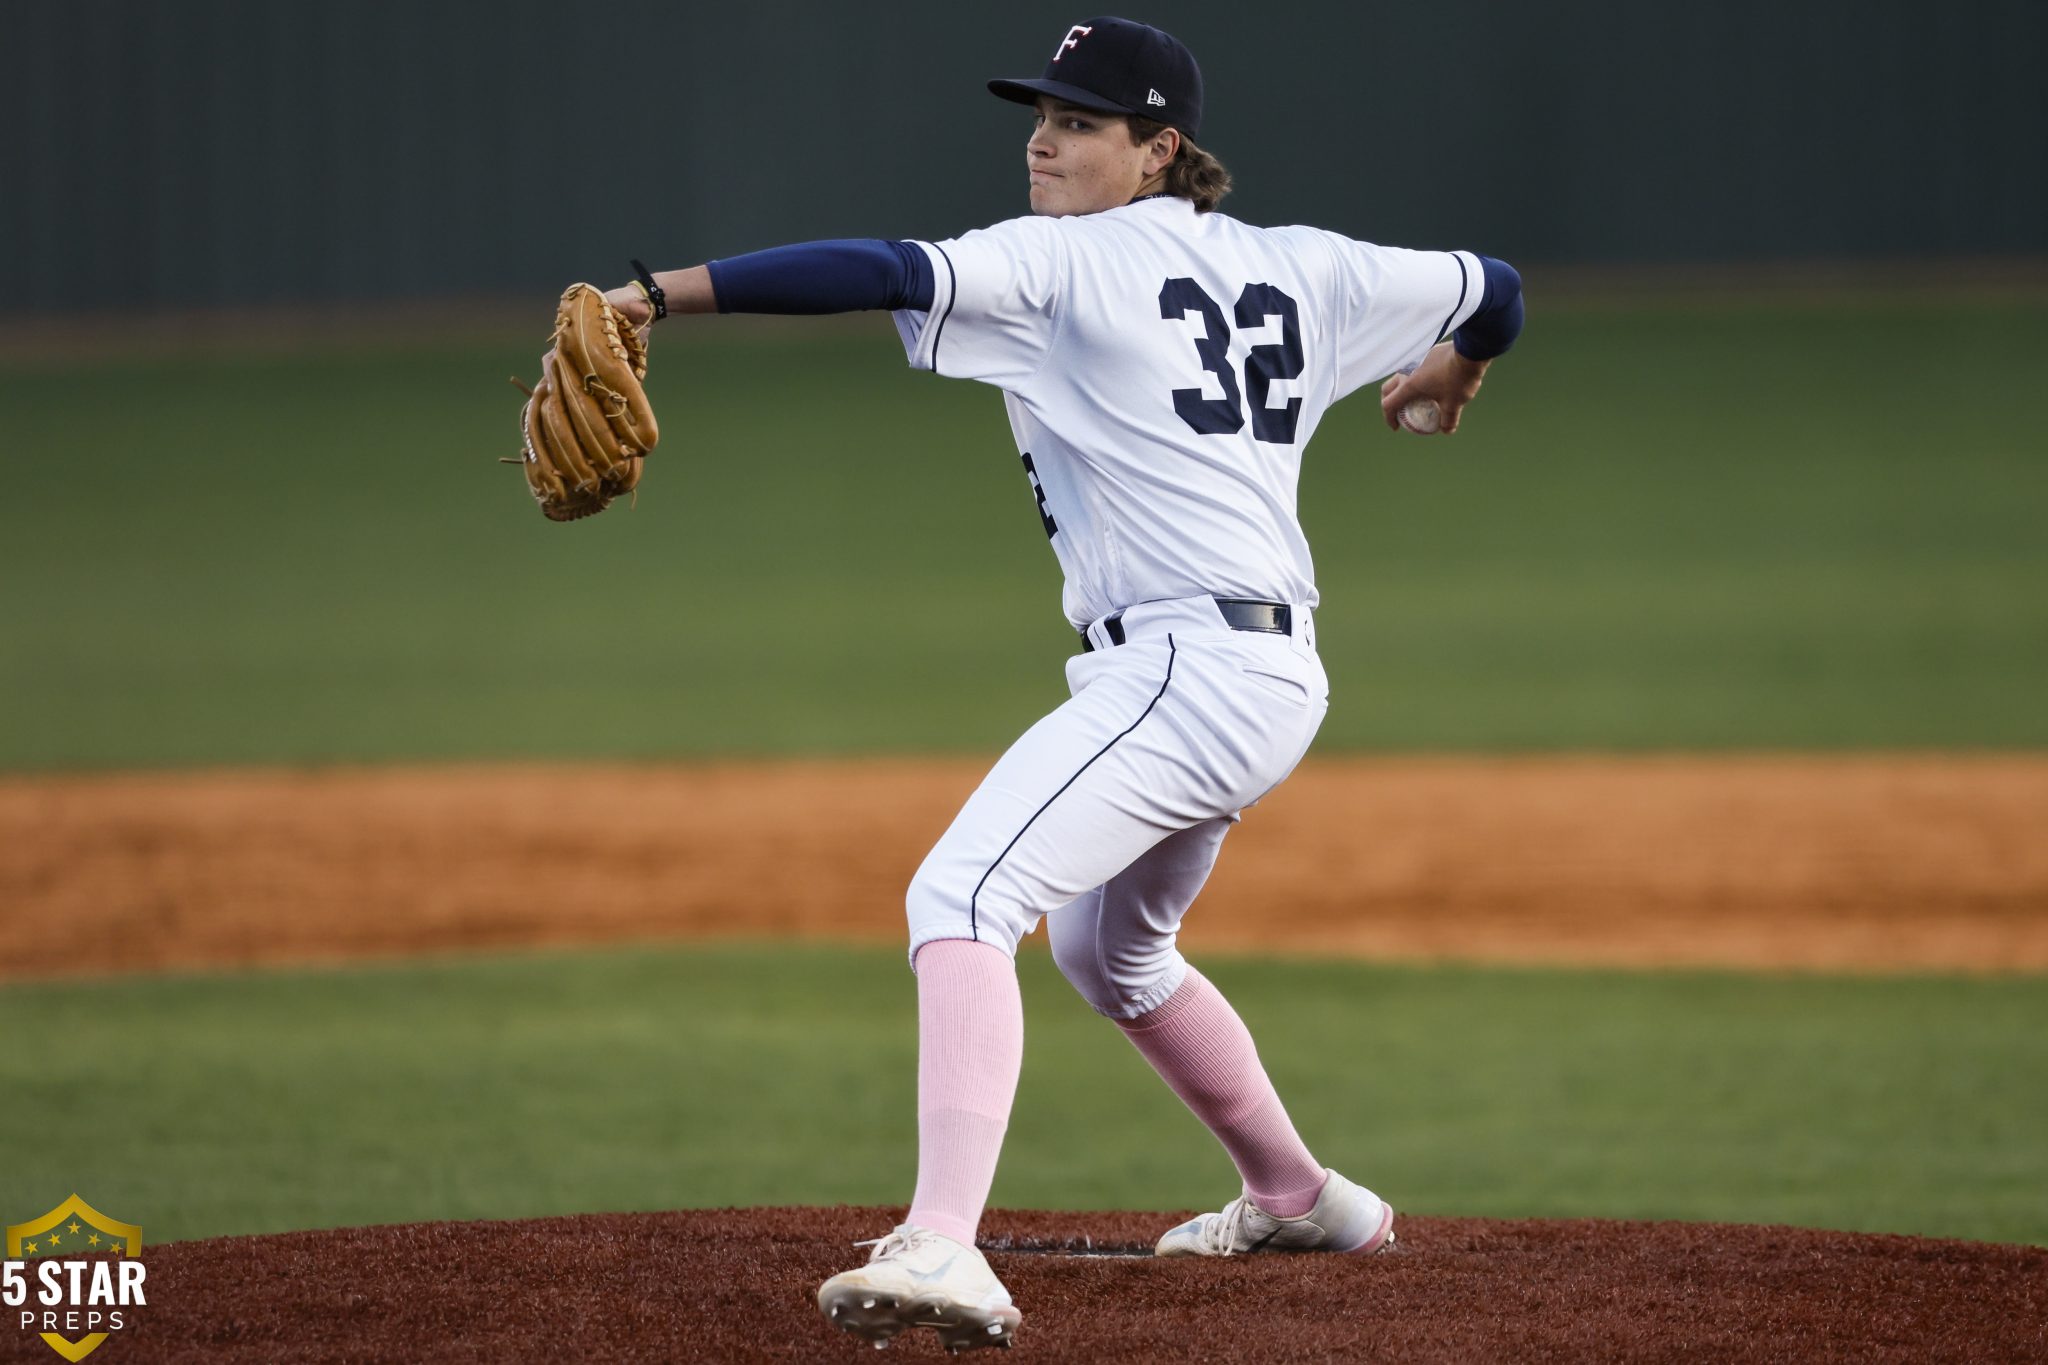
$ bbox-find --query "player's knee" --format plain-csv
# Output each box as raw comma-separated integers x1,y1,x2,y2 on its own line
1049,929,1108,1001
905,862,1023,961
1111,945,1188,1017
1062,940,1186,1019
904,864,969,942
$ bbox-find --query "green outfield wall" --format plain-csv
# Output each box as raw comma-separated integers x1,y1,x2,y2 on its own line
5,0,2043,315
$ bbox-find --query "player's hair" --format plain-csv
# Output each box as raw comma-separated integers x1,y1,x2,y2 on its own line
1127,116,1232,213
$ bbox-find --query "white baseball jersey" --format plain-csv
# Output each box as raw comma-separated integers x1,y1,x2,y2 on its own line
893,196,1485,628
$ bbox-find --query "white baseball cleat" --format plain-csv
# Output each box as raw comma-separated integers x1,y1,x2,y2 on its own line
817,1224,1022,1353
1154,1169,1396,1257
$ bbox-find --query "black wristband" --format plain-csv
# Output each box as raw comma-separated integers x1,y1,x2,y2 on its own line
629,258,667,321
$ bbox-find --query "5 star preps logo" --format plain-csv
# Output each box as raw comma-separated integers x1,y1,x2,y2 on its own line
4,1197,145,1362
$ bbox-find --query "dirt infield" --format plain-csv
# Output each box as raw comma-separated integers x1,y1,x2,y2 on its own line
4,754,2045,978
6,756,2044,1360
3,1206,2040,1363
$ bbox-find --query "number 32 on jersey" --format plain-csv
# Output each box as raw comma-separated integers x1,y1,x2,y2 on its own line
1159,278,1304,444
1020,276,1306,544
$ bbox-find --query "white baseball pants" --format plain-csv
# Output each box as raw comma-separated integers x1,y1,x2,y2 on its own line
906,594,1329,1017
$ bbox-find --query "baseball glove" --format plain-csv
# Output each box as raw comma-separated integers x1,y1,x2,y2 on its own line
510,283,659,521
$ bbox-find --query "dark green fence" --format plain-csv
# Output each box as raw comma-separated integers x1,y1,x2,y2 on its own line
5,0,2041,314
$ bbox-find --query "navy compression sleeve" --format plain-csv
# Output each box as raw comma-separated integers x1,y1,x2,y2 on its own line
705,239,935,315
1453,256,1523,361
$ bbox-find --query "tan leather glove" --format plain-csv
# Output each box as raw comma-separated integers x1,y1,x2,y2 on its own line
513,284,658,521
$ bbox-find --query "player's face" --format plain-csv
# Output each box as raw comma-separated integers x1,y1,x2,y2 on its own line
1026,97,1152,217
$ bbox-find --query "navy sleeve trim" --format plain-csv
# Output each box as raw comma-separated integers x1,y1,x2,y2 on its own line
1454,256,1524,361
929,242,959,378
704,238,935,316
1434,253,1471,345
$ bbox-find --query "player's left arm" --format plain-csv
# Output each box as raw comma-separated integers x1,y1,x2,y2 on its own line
1377,256,1523,434
605,225,1062,391
599,240,937,325
605,264,716,321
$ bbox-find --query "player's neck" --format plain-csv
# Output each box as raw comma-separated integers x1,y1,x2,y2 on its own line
1130,168,1172,202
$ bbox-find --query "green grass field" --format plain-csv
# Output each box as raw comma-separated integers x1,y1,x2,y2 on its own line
4,292,2041,1256
3,942,2043,1248
3,294,2044,767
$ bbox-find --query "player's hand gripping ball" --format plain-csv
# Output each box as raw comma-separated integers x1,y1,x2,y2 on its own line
1397,398,1442,435
509,284,659,521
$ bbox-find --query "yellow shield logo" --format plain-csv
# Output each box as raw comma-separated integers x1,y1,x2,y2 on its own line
5,1196,143,1363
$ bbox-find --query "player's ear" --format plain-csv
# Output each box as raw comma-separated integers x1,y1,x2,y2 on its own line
1146,127,1181,175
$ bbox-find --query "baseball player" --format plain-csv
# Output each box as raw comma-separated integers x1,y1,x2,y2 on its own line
605,15,1522,1353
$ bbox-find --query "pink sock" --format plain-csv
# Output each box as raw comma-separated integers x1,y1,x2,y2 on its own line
905,939,1024,1246
1116,965,1328,1218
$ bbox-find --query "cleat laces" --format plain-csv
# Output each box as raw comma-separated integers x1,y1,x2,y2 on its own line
855,1225,941,1263
1196,1196,1259,1256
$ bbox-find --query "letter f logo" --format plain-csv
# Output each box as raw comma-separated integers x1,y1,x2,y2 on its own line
1053,24,1093,61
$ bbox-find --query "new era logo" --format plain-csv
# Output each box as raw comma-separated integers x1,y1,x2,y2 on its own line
1146,88,1166,107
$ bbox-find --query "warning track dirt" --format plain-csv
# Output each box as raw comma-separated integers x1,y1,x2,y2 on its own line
4,755,2044,979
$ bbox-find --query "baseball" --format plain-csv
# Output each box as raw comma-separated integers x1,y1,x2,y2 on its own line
1399,398,1442,435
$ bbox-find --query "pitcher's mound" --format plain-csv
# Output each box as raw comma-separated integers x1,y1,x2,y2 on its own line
20,1206,2042,1363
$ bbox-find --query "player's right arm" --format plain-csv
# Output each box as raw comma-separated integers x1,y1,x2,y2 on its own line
1306,233,1523,433
1376,257,1523,435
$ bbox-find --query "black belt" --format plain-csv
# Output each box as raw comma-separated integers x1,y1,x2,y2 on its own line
1079,597,1292,651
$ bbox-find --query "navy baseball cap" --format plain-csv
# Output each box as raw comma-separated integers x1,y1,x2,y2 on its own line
989,17,1204,138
